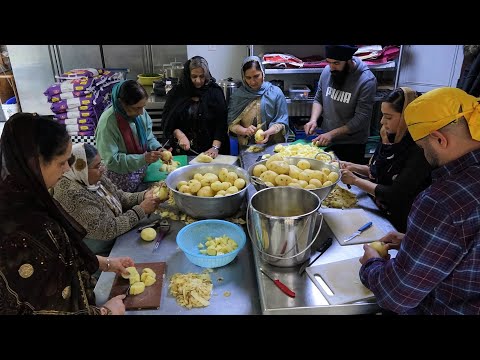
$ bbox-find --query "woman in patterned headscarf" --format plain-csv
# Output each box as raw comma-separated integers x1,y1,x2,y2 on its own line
0,113,133,315
53,143,163,257
162,56,230,157
227,55,292,146
340,88,432,232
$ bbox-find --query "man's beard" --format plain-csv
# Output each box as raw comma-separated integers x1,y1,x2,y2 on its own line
330,62,350,88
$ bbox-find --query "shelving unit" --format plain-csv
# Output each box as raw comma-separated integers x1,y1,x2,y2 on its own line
264,60,396,75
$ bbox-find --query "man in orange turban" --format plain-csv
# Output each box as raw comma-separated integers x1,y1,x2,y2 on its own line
358,87,480,314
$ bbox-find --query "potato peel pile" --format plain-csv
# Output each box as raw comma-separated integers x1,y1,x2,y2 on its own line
169,272,213,309
322,185,358,209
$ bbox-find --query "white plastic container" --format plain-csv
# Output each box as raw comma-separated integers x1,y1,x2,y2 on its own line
288,85,311,100
2,103,19,120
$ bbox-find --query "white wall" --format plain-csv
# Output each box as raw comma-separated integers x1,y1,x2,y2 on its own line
186,45,249,81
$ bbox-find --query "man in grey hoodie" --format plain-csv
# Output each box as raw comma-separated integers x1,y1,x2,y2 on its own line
304,45,377,164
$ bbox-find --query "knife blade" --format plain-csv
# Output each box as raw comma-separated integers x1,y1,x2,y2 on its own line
344,221,373,243
260,268,296,298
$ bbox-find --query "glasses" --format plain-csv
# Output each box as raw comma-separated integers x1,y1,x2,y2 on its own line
90,161,105,171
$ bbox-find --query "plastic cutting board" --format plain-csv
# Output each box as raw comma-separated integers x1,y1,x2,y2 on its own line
143,155,188,183
306,257,374,305
189,154,239,165
322,208,387,246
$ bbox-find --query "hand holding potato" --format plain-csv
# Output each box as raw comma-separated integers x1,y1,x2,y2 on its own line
243,125,257,137
379,231,405,251
359,242,389,265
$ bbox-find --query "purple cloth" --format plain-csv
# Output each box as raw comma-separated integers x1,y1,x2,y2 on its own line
104,166,147,193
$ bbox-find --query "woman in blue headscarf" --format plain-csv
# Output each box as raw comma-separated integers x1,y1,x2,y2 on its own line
96,80,166,192
228,56,292,146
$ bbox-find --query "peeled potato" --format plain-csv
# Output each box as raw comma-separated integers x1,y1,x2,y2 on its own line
141,227,157,241
369,241,388,258
141,272,157,286
129,273,141,285
130,281,146,295
253,164,268,177
197,153,213,163
121,266,138,279
255,129,265,142
142,268,156,279
234,178,246,190
160,150,172,162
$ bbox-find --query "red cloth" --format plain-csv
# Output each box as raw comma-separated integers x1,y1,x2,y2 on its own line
115,113,145,154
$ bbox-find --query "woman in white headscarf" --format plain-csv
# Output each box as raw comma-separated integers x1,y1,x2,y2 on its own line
53,143,162,256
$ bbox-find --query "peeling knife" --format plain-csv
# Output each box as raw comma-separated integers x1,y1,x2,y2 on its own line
344,221,373,243
260,268,296,298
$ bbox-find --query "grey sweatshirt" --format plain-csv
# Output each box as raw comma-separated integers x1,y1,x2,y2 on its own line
314,56,377,144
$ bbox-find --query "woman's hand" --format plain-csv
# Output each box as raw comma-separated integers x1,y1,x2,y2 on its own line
140,196,162,214
102,295,126,315
144,150,162,164
257,130,272,144
340,169,357,186
242,125,257,137
177,135,190,151
109,256,135,276
204,147,219,158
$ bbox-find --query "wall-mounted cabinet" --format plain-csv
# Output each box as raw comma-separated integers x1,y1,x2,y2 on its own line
396,45,463,93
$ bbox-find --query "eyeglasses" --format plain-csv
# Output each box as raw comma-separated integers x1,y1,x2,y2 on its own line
90,161,105,171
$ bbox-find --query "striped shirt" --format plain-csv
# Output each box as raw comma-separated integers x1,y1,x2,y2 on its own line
360,148,480,314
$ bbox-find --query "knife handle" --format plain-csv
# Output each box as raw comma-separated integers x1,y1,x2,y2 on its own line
358,221,373,232
274,279,296,298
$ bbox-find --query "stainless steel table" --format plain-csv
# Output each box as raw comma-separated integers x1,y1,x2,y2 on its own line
240,144,397,315
94,145,396,315
94,213,261,315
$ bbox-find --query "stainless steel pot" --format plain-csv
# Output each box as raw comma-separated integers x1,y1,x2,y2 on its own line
217,77,241,104
247,187,323,267
165,163,250,219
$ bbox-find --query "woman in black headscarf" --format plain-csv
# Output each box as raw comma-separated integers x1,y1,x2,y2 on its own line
162,56,230,157
339,88,432,232
0,113,133,315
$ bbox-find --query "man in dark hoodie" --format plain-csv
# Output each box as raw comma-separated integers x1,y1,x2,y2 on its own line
304,45,377,164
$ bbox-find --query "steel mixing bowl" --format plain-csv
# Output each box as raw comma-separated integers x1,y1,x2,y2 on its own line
165,163,250,219
247,156,340,202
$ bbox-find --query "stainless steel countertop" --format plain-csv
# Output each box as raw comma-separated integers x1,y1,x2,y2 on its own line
94,146,396,315
240,144,397,315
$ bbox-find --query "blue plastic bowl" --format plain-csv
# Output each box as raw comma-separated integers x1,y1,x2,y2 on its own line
176,220,246,268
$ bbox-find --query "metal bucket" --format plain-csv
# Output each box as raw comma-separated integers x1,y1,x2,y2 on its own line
247,187,323,267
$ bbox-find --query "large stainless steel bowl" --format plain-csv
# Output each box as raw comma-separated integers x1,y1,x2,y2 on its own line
247,156,340,202
165,163,250,219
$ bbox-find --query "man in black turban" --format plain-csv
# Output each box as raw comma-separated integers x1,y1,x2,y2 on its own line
304,45,377,164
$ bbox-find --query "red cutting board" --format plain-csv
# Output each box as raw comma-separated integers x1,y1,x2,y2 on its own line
108,262,166,310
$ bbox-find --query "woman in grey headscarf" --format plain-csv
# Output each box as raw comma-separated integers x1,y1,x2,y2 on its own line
53,142,163,256
227,55,292,146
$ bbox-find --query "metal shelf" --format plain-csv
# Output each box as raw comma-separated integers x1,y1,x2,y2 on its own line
265,61,396,75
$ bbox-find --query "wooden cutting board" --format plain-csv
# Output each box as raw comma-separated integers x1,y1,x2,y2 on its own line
322,208,387,246
189,154,239,165
108,262,166,310
306,258,374,305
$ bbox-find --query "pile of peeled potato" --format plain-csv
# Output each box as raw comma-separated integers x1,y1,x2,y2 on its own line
252,154,339,189
176,168,247,197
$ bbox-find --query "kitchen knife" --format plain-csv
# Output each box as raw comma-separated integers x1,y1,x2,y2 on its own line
344,221,373,243
260,268,296,298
